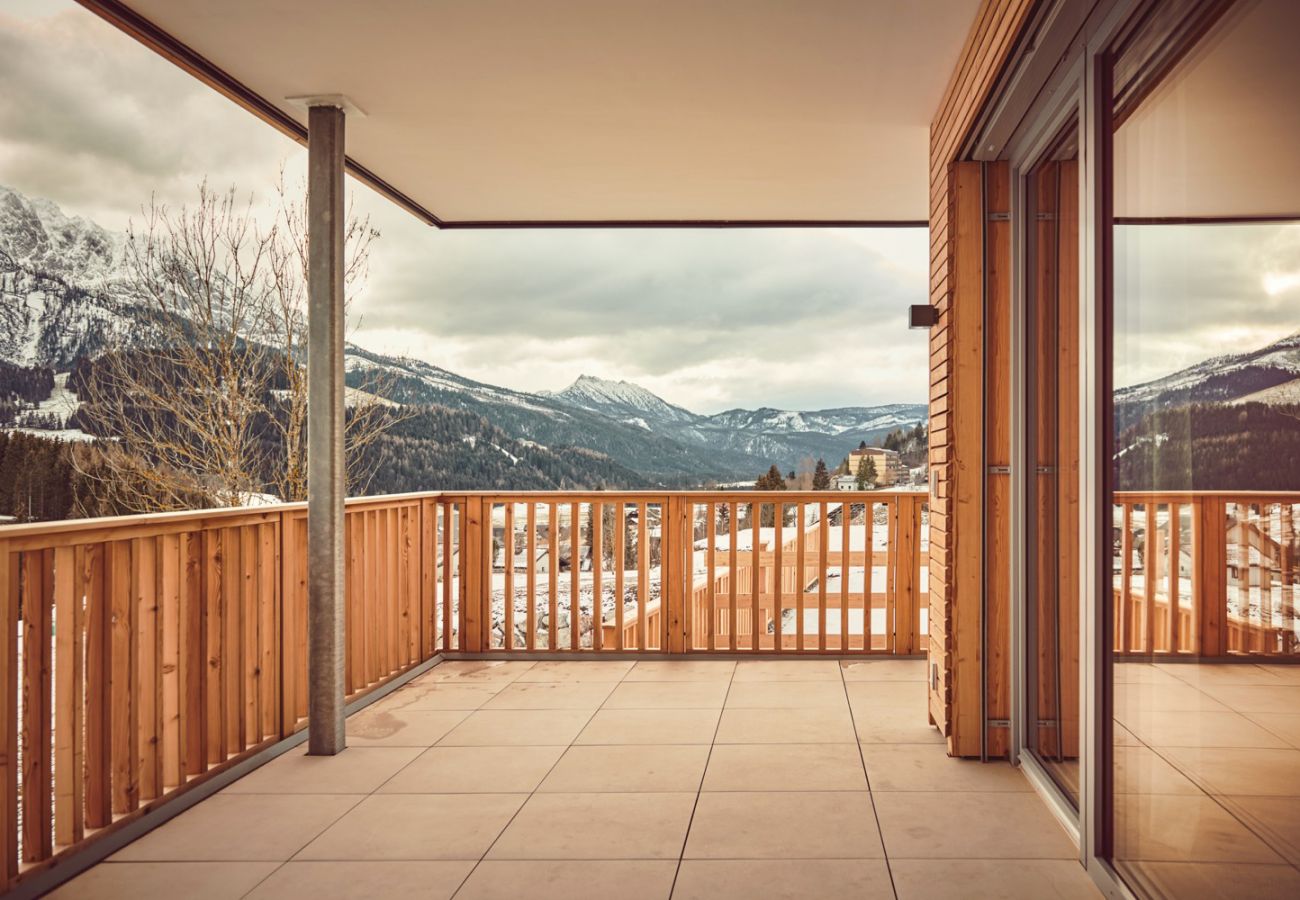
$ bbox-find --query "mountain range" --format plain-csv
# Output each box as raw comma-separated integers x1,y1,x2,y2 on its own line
0,185,926,484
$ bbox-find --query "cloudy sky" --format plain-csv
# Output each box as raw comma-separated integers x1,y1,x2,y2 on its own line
2,1,1297,405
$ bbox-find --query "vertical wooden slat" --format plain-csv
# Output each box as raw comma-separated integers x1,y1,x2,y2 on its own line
239,526,258,747
818,502,829,652
663,497,684,654
420,500,435,659
1169,503,1181,653
159,534,181,790
0,545,17,877
595,502,606,651
728,503,738,652
795,502,806,652
773,503,784,652
137,536,161,801
182,533,205,776
258,524,278,739
204,530,225,765
570,502,581,651
751,503,761,652
706,503,716,652
503,503,515,651
110,539,138,815
527,503,537,651
1143,505,1156,656
54,546,85,846
442,504,454,651
550,502,560,651
1120,504,1132,653
865,502,875,651
21,551,53,861
613,504,624,651
222,526,243,755
83,542,111,829
840,502,850,653
637,502,648,652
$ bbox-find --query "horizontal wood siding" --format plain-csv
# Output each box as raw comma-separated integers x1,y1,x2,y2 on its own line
927,0,1035,757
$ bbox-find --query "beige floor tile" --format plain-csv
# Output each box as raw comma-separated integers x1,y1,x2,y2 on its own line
456,860,677,900
538,744,709,792
298,793,526,860
516,660,635,682
840,659,927,682
874,792,1076,859
377,681,501,711
1120,709,1289,749
224,746,423,794
725,680,848,708
624,660,736,682
1196,683,1300,714
732,659,844,681
674,859,894,900
1115,682,1230,714
1114,663,1184,685
487,792,696,859
480,681,616,710
845,681,929,710
246,861,475,899
1114,745,1201,795
860,744,1029,792
576,708,720,745
1113,794,1284,863
1258,665,1300,684
49,862,279,900
1246,712,1300,748
702,743,868,791
715,706,856,743
1116,861,1300,899
685,790,882,859
438,709,594,746
346,708,469,746
1155,663,1284,687
853,705,945,744
111,794,359,861
419,660,535,682
1161,747,1300,797
379,745,566,794
891,859,1100,899
1217,795,1300,867
603,680,729,709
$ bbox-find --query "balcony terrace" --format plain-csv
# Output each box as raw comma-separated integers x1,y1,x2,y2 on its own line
2,488,1297,897
51,657,1093,900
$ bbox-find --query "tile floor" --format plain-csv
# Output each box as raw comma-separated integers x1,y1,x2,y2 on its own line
56,658,1098,900
1112,661,1300,899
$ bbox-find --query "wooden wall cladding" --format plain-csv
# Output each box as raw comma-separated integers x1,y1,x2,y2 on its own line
927,0,1033,758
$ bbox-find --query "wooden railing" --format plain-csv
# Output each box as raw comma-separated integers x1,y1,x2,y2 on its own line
449,491,928,656
0,493,462,888
1112,491,1299,656
0,488,925,886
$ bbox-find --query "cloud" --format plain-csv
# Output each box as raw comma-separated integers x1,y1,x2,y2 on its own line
0,2,933,414
1115,222,1300,385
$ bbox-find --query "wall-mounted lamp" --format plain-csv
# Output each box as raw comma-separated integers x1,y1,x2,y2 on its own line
909,305,938,329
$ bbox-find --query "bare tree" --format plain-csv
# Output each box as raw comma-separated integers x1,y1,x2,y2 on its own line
74,181,402,513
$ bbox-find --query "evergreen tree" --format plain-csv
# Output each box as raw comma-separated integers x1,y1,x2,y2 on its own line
812,458,831,490
855,455,878,490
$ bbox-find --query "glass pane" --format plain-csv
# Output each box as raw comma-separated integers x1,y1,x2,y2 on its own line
1025,123,1081,807
1108,0,1300,895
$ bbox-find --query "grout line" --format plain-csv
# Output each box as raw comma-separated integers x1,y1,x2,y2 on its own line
840,663,899,900
667,658,736,898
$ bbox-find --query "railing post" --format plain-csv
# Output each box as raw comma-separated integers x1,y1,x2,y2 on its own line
664,495,686,653
894,495,922,655
462,498,487,652
1197,496,1226,656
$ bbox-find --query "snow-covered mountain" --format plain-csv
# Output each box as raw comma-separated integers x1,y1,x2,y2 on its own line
542,375,698,428
1116,329,1300,424
2,184,927,481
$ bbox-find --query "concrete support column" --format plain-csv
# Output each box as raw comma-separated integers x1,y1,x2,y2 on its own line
306,103,346,755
